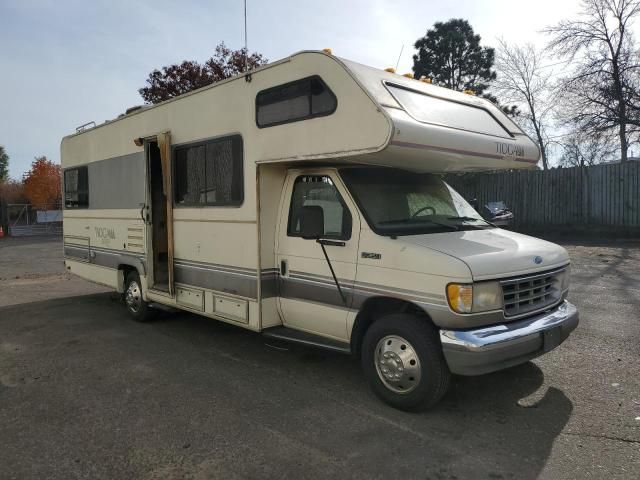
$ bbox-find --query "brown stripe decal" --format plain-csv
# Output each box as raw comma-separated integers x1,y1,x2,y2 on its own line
390,140,538,164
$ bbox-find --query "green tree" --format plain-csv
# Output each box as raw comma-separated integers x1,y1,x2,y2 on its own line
412,19,497,95
0,145,9,181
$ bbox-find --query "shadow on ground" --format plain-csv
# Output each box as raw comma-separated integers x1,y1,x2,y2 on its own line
0,293,573,479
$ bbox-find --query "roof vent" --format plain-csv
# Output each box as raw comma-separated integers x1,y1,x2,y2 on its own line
125,105,144,115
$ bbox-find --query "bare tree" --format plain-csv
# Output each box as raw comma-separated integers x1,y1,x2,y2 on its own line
545,0,640,163
493,40,555,170
558,130,617,167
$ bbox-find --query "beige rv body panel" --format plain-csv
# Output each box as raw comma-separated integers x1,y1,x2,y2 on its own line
62,50,561,351
62,51,393,332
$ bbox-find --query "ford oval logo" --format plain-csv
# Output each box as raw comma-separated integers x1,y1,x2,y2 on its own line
533,256,543,265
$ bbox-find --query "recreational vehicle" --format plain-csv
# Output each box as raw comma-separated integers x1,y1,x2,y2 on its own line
61,51,578,410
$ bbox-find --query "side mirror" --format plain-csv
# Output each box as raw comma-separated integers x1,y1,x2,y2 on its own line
300,205,325,240
469,198,479,210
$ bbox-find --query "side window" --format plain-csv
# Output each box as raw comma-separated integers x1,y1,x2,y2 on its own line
64,166,89,209
256,76,337,128
174,135,243,206
288,175,351,240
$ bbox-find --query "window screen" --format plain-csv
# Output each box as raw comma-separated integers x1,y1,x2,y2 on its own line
174,135,243,206
256,76,337,128
64,166,89,208
288,175,351,240
387,84,511,138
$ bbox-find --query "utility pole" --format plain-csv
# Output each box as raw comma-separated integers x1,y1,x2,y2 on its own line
244,0,248,72
395,44,404,71
0,194,8,237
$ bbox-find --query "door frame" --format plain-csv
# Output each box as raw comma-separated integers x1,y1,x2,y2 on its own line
143,132,175,296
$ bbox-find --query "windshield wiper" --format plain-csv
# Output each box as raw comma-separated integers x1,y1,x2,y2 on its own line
379,217,459,231
447,216,496,228
447,216,481,221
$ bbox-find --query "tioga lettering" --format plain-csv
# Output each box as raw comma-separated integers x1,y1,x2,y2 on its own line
95,227,116,240
496,142,524,157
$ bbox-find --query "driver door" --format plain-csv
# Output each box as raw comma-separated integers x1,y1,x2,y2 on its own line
276,170,360,341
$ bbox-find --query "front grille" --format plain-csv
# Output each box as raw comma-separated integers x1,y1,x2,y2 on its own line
501,268,564,317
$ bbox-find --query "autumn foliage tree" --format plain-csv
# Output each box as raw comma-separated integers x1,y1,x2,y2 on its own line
23,156,61,207
139,42,268,104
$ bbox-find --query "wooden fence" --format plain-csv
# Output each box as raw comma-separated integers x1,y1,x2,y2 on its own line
444,162,640,233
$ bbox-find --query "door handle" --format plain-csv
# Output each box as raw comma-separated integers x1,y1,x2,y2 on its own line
280,259,288,276
139,204,148,224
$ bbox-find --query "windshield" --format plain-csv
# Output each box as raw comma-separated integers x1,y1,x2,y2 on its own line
340,167,492,236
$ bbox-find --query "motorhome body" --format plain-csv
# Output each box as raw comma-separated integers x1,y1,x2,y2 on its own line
62,51,578,409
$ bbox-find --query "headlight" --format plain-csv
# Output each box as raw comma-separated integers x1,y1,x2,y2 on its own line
446,281,503,314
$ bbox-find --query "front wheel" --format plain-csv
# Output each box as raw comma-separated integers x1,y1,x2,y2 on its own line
361,313,450,411
124,271,156,322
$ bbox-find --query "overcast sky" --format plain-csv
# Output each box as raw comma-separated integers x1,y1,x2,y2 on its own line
1,0,583,178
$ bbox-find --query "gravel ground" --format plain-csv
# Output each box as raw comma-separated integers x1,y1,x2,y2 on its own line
0,235,638,479
0,236,108,306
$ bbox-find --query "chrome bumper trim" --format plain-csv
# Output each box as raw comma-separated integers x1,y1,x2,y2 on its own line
440,301,579,375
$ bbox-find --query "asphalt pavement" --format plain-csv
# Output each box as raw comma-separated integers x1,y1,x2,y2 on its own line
0,236,638,479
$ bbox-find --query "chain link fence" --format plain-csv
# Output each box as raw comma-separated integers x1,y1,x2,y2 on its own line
3,203,63,237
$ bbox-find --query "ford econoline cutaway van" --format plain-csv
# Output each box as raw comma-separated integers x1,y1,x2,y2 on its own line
61,51,578,410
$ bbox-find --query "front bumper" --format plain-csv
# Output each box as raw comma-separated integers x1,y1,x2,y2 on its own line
440,300,579,375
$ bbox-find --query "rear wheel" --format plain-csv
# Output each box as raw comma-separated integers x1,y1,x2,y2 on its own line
361,313,450,411
124,271,156,322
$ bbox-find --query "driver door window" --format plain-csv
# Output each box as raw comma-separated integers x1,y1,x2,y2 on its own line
288,175,352,239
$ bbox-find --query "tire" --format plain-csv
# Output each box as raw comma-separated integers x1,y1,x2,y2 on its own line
361,313,450,411
123,271,156,322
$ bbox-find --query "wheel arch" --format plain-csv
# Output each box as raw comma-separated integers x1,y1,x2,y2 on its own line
116,262,143,293
350,296,435,359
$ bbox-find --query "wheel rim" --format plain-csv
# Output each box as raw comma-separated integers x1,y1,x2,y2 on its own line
374,335,421,394
125,280,142,313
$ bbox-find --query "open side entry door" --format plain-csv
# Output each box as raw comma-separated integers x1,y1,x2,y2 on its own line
144,132,175,296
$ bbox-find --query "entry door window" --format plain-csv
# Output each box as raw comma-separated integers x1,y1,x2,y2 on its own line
287,175,351,240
